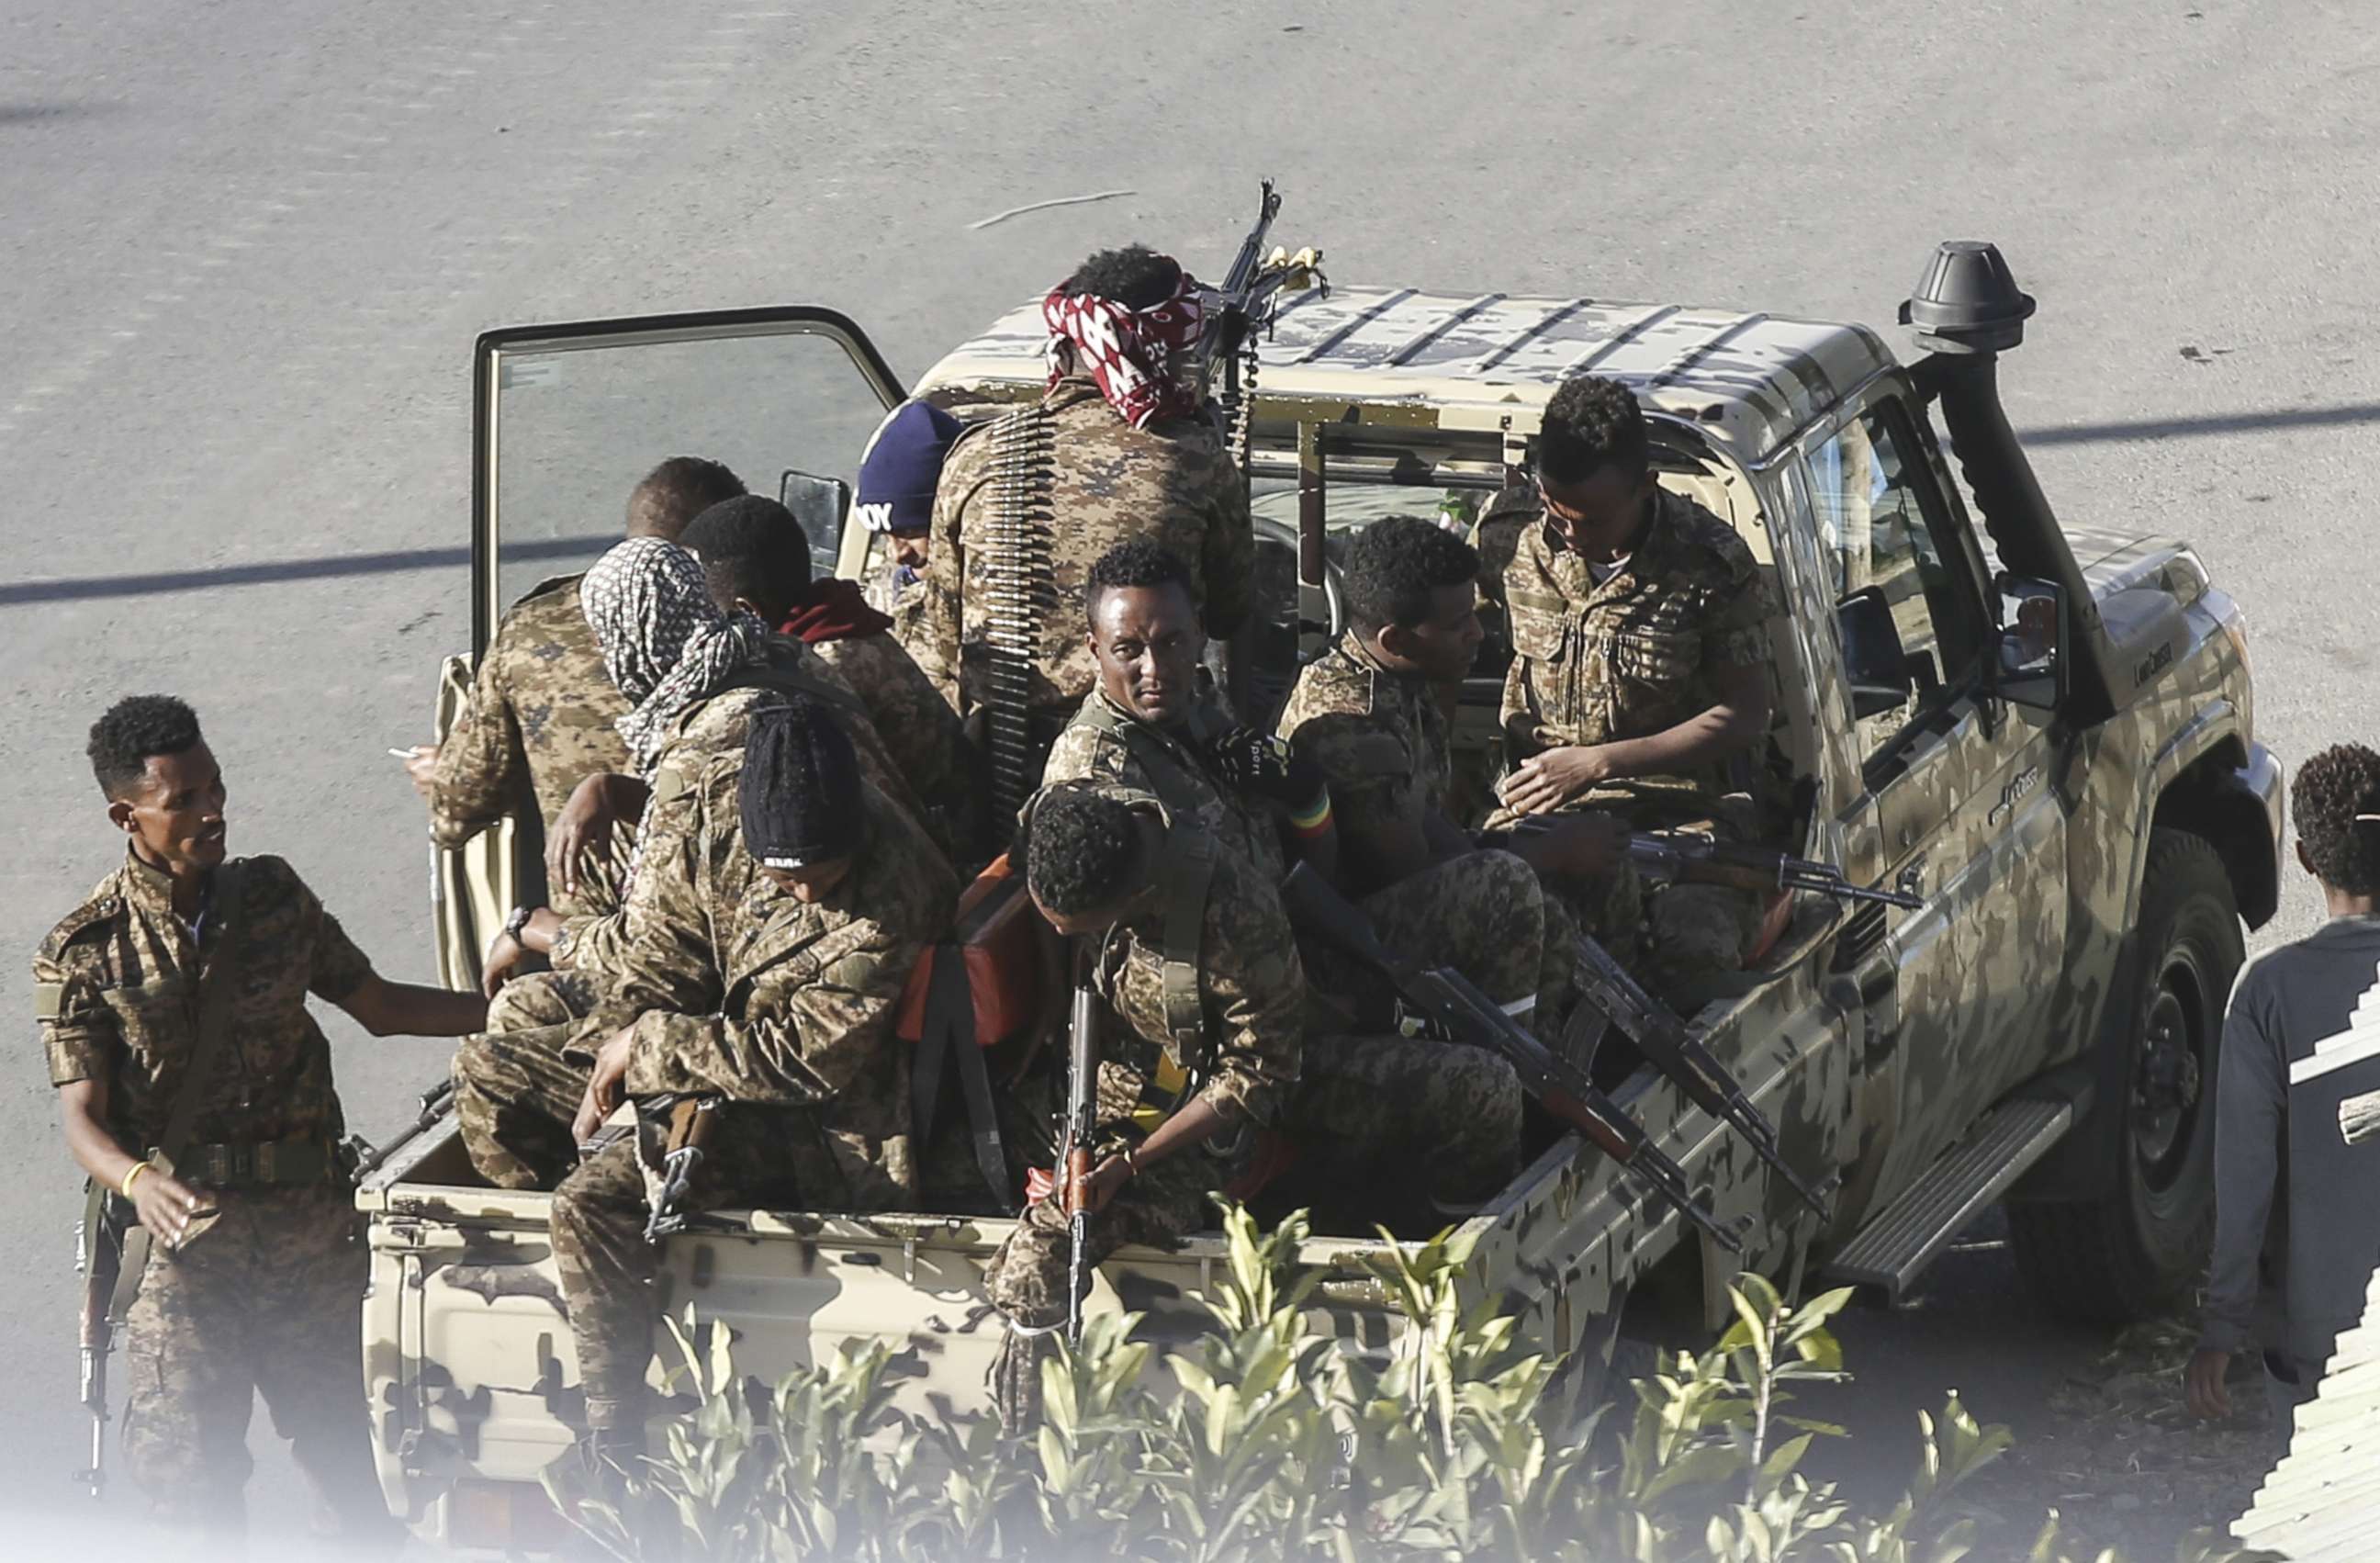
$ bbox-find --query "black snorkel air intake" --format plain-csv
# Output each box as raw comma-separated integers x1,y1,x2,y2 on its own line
1903,242,2119,726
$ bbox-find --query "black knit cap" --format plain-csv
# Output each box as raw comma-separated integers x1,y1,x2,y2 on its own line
739,698,864,869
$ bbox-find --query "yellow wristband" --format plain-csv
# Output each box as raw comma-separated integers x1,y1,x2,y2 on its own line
120,1161,152,1199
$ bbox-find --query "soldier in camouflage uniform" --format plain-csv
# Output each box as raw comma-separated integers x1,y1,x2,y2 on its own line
986,782,1520,1432
907,244,1253,746
471,538,946,1012
854,399,962,652
459,703,952,1443
1053,540,1554,1029
682,492,984,865
401,456,749,918
1482,377,1780,1013
1277,515,1641,1051
36,696,486,1544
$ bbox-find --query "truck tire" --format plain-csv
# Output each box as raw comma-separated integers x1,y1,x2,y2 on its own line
2010,828,2243,1321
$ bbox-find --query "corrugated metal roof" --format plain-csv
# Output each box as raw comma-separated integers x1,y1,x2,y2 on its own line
912,285,1901,464
2232,1265,2380,1557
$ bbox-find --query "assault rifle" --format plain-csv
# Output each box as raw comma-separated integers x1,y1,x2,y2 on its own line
1061,951,1103,1342
1563,936,1832,1218
1625,829,1922,912
1279,862,1741,1253
1197,181,1325,406
339,1076,459,1183
73,1188,122,1498
645,1096,721,1243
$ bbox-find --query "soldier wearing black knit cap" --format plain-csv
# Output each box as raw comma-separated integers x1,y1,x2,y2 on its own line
471,697,955,1453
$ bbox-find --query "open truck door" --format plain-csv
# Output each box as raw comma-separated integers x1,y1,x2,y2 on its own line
432,307,904,987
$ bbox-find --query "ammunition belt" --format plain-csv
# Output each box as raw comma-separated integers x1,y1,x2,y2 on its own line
982,404,1057,817
169,1131,335,1188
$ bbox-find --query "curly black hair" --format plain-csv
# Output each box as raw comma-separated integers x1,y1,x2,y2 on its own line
1084,537,1195,615
1345,514,1480,635
2294,743,2380,896
88,694,203,799
628,455,748,541
1063,244,1182,309
681,495,812,620
1022,783,1144,916
1537,375,1649,488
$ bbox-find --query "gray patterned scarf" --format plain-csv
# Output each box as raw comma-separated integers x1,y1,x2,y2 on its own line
581,537,772,775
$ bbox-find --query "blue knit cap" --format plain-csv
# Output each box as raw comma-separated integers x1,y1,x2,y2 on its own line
855,399,962,535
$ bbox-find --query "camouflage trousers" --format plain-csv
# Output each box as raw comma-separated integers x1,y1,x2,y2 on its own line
452,974,843,1433
118,1183,398,1552
1641,881,1765,1016
982,1033,1521,1428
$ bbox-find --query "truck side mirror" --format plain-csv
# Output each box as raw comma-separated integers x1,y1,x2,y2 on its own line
1836,586,1916,720
1993,573,2067,713
778,469,853,581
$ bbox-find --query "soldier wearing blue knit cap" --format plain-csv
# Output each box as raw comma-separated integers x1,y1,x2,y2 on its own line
857,399,964,622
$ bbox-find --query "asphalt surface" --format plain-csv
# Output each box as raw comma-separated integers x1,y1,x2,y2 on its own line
5,0,2375,1550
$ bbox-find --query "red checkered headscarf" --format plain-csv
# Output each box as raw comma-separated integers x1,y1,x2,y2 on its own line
1042,261,1208,430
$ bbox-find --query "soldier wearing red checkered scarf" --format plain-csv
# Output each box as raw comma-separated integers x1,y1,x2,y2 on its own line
904,244,1258,746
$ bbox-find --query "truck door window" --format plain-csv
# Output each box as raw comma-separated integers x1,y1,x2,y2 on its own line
1805,401,1986,759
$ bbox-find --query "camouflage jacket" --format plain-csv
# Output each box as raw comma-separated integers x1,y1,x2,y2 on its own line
430,573,632,847
1065,802,1304,1134
1040,690,1283,883
32,852,372,1153
553,639,949,973
597,777,956,1210
907,377,1254,719
810,627,981,859
1275,632,1453,882
1496,489,1775,815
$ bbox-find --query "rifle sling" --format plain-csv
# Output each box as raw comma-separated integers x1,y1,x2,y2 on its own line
1156,827,1217,1061
107,860,251,1326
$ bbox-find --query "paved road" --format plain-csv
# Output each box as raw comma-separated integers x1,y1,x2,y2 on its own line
6,0,2374,1548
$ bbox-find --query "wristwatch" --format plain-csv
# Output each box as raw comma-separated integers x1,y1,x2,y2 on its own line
500,905,533,944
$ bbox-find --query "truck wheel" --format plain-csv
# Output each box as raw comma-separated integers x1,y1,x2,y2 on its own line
2010,829,2243,1321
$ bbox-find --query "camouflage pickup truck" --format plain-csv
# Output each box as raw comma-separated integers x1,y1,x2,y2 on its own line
358,241,2281,1551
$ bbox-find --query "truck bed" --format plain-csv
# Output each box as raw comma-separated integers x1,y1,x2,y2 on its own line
356,905,1855,1541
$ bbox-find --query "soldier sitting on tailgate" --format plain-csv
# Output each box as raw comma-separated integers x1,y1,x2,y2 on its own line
493,700,951,1454
908,243,1255,765
1275,515,1638,1053
681,492,984,866
1483,376,1780,1014
37,695,488,1544
399,455,749,917
984,782,1519,1434
456,539,948,1187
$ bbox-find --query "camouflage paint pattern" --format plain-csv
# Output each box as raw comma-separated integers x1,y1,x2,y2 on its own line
905,377,1255,722
119,1185,397,1546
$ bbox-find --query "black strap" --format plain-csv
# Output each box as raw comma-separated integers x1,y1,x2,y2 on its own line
909,941,1013,1210
719,653,871,720
109,861,250,1323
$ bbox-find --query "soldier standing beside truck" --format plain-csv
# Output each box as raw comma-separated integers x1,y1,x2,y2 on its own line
1276,515,1636,1046
399,456,749,916
1483,376,1780,1012
906,244,1255,781
2186,744,2380,1455
38,695,486,1545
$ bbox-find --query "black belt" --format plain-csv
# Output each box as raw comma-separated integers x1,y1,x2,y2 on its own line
171,1133,335,1187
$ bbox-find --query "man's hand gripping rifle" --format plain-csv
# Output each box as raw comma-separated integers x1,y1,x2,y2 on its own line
645,1096,721,1243
1279,862,1741,1253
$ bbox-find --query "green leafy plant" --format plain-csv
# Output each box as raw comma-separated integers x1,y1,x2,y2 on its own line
544,1204,2276,1563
